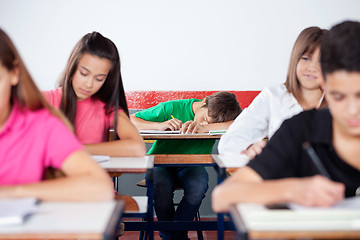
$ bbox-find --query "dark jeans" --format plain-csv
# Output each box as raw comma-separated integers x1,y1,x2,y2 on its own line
146,166,209,240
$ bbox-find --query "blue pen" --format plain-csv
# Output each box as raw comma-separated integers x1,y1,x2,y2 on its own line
302,141,331,179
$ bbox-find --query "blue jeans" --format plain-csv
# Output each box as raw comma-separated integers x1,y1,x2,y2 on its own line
146,166,209,240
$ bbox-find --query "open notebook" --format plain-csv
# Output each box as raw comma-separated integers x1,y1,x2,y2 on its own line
236,196,360,231
140,129,227,135
0,198,38,226
140,130,181,134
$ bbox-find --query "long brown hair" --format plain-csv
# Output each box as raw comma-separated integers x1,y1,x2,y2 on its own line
284,27,328,104
59,32,129,137
0,29,72,130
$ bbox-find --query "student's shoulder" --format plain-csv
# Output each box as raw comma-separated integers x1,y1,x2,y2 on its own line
282,108,330,132
43,88,62,106
26,107,66,131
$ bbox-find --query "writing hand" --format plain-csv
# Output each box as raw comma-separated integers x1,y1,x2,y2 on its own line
159,118,183,131
289,175,345,207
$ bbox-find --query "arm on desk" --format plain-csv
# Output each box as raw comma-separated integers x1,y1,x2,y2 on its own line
0,151,114,201
86,112,146,157
130,114,183,131
212,166,345,213
181,120,234,134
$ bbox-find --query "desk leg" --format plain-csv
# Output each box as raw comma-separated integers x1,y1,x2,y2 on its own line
216,166,227,240
112,177,119,192
146,169,154,240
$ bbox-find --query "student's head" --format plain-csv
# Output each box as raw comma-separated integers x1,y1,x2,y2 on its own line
0,29,72,129
285,26,328,103
194,91,241,124
320,21,360,136
59,31,129,125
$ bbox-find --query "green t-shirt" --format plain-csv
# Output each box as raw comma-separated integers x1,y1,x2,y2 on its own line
135,99,215,154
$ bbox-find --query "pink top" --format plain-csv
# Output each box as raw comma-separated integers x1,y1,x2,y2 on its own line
0,101,83,185
43,88,116,144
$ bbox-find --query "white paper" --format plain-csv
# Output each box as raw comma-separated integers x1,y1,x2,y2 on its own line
140,130,181,134
91,155,110,163
0,198,38,226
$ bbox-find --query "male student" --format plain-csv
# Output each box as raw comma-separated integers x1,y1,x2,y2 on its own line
131,91,241,240
212,20,360,213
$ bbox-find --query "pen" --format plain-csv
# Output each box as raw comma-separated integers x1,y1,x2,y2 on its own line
171,115,175,119
302,141,331,179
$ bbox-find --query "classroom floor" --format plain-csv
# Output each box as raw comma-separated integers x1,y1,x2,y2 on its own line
120,230,237,240
120,217,237,240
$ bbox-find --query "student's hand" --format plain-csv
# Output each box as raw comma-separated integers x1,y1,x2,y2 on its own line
159,118,183,131
289,175,345,207
241,139,267,159
181,121,205,134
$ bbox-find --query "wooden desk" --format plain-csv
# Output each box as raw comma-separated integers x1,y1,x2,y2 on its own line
152,154,215,166
0,200,124,240
141,133,221,140
230,203,360,240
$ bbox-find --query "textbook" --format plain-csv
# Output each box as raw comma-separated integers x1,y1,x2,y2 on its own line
0,198,38,226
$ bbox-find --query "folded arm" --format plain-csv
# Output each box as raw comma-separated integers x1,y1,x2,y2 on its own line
85,111,146,157
0,151,114,201
130,114,183,131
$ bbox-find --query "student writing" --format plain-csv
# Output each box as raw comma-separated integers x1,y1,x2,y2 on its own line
212,21,360,212
219,26,327,158
0,29,113,201
44,32,146,157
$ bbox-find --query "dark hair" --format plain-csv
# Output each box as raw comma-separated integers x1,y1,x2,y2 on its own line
0,28,72,130
321,20,360,78
59,32,129,134
285,27,328,103
204,91,242,123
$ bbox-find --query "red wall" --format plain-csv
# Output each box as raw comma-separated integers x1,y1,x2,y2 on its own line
126,91,260,109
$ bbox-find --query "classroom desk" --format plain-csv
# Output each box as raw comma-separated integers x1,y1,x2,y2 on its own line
0,200,124,240
229,203,360,240
99,156,154,240
141,133,222,140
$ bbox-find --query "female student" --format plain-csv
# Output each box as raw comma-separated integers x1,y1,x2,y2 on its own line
219,26,327,158
44,32,145,157
212,21,360,212
0,29,113,201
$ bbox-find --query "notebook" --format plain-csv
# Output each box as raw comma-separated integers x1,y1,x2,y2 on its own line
140,130,181,134
0,198,38,226
91,155,110,163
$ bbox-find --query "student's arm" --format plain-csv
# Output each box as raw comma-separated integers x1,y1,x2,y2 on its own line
212,166,345,212
85,111,146,157
218,90,271,155
0,150,114,201
181,120,234,134
130,114,183,131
